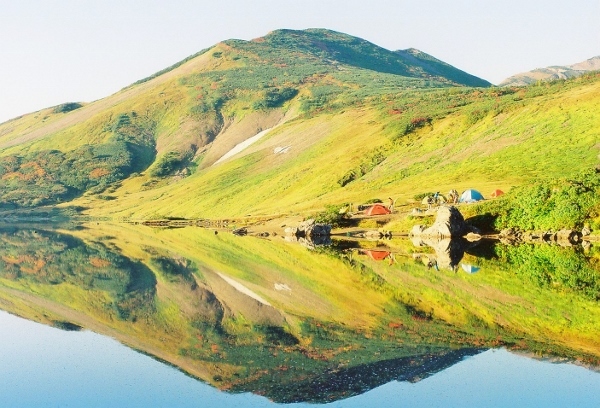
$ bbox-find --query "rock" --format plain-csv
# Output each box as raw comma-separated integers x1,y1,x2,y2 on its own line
297,219,316,233
365,230,383,239
232,227,248,236
556,229,582,244
465,232,482,242
410,225,426,236
582,226,591,236
418,206,472,238
284,227,298,235
305,223,332,237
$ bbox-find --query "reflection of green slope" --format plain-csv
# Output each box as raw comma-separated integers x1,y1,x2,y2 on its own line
1,223,599,403
0,227,156,323
496,243,600,300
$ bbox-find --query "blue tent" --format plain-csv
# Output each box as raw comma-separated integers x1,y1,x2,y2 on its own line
461,264,480,274
459,189,484,203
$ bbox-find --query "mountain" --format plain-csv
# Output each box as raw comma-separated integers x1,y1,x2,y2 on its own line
0,29,598,220
500,56,600,86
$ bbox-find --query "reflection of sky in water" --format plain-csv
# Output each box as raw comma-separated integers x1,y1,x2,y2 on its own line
1,311,599,408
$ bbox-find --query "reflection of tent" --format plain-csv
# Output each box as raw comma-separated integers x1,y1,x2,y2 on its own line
461,264,480,274
490,189,504,198
459,189,484,203
365,204,391,216
362,250,391,261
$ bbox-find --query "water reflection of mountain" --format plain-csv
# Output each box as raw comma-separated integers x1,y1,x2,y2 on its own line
0,224,599,404
235,348,483,403
0,226,156,320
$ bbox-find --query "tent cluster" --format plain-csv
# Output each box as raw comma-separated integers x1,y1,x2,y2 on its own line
417,188,505,209
361,188,505,217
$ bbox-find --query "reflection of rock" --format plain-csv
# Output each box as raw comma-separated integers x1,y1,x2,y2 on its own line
501,228,583,246
412,237,480,270
411,206,477,238
556,229,582,244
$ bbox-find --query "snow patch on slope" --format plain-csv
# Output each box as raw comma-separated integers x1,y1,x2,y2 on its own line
213,127,272,166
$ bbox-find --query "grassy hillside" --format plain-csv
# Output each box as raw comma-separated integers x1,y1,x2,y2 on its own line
0,29,598,224
76,72,600,222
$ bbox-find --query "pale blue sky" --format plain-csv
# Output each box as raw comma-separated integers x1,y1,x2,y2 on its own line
1,0,598,123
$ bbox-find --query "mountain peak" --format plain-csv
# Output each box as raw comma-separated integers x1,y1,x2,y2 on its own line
500,55,600,86
246,28,490,87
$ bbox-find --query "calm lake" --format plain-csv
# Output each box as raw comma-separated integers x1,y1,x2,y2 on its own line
0,223,599,407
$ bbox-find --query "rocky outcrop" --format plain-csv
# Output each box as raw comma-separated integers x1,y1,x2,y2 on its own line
410,206,476,238
284,219,332,247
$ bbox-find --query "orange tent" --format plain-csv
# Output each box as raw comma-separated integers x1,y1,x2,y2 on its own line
362,250,391,261
490,189,504,198
365,204,391,216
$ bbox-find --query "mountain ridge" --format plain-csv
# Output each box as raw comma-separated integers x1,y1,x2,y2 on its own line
500,55,600,86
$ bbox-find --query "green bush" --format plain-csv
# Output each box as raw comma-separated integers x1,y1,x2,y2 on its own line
472,168,600,231
314,203,350,227
53,102,83,114
253,87,298,109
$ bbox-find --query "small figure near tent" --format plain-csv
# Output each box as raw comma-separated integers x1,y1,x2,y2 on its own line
426,195,434,209
459,189,484,203
388,197,395,213
448,189,459,204
490,189,504,198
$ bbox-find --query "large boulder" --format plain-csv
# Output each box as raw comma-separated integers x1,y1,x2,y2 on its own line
286,219,332,239
419,206,473,238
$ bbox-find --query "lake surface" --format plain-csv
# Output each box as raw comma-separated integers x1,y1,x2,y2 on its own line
0,223,599,407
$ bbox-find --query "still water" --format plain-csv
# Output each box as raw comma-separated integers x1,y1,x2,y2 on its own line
0,223,599,407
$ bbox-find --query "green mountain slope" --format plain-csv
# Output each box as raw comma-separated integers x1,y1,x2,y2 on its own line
0,28,598,222
395,47,490,87
79,72,600,220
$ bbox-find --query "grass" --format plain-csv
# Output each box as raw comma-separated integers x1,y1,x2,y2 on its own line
64,72,600,223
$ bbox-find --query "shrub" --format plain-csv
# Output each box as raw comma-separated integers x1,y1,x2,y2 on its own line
472,168,600,231
314,204,350,227
253,87,298,109
53,102,83,114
